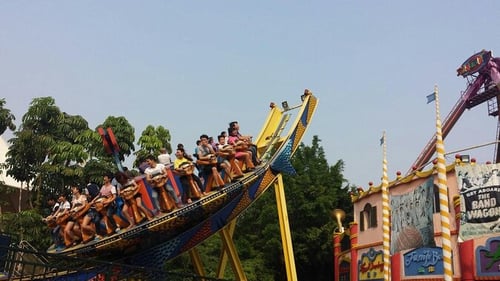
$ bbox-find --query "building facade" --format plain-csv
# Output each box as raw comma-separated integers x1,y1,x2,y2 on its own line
334,158,500,281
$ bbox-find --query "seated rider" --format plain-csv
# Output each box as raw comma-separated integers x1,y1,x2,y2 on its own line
229,121,260,166
80,180,101,242
51,194,71,249
216,134,240,181
64,185,88,247
115,171,155,226
158,147,172,166
174,148,204,203
228,127,255,172
114,171,137,228
43,197,62,248
197,134,227,190
89,173,119,234
144,154,182,210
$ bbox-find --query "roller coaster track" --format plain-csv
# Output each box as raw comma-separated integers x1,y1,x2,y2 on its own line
1,90,318,280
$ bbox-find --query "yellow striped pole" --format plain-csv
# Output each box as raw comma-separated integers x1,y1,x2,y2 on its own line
381,131,391,281
433,85,453,281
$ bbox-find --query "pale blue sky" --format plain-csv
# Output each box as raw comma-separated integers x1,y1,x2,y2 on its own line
1,1,500,188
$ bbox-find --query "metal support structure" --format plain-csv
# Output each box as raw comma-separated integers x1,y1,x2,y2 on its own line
496,94,500,163
274,174,298,281
189,248,206,279
216,220,236,279
219,224,246,280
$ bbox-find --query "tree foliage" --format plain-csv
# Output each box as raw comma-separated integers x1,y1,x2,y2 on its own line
0,98,143,250
99,116,135,162
76,116,138,180
4,98,125,209
0,98,16,135
0,209,51,247
0,96,354,280
181,136,353,280
134,125,172,167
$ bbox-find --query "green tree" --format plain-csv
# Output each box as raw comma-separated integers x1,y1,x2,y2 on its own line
76,127,115,184
134,125,172,167
0,98,16,135
0,210,50,248
234,135,352,281
5,97,91,209
0,98,18,212
77,116,136,182
99,116,135,162
1,100,137,250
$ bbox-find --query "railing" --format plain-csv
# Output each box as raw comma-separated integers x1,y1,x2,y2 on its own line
0,241,231,280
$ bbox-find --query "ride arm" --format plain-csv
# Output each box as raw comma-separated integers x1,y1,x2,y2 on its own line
409,75,486,173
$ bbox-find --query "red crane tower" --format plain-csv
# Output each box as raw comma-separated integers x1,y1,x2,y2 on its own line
409,50,500,173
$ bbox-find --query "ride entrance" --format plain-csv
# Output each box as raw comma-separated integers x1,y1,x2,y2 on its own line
1,90,318,280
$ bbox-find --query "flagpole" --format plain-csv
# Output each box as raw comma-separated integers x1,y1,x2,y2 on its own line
433,85,453,281
381,131,391,281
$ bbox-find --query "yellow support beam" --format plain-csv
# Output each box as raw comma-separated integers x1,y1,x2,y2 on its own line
216,220,237,279
220,224,247,280
274,174,298,281
189,248,206,278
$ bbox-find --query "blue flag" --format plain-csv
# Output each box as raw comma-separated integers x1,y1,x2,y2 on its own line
380,135,385,146
426,92,436,104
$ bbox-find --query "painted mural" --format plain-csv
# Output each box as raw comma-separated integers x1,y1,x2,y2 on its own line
390,177,435,253
456,163,500,240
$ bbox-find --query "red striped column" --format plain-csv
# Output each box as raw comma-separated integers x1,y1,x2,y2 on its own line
334,234,341,281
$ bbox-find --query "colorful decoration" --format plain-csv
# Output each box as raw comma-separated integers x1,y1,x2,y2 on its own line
476,236,500,276
403,247,444,276
457,50,491,77
358,248,384,281
456,163,500,240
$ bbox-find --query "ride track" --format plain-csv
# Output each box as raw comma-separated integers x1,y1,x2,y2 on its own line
44,90,318,276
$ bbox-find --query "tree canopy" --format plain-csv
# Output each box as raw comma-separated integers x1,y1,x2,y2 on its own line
3,98,138,210
1,96,354,280
170,136,353,280
134,125,172,167
234,136,353,280
0,98,16,135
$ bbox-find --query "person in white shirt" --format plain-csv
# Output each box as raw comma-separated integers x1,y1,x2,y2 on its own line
58,194,71,212
50,194,71,249
44,197,62,248
64,185,88,247
145,155,182,211
158,148,172,167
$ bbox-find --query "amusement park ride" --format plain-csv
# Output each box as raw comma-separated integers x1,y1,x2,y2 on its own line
410,50,500,173
2,50,499,280
0,91,318,280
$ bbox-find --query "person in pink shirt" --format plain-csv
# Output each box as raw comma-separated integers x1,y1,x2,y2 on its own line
227,127,255,172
